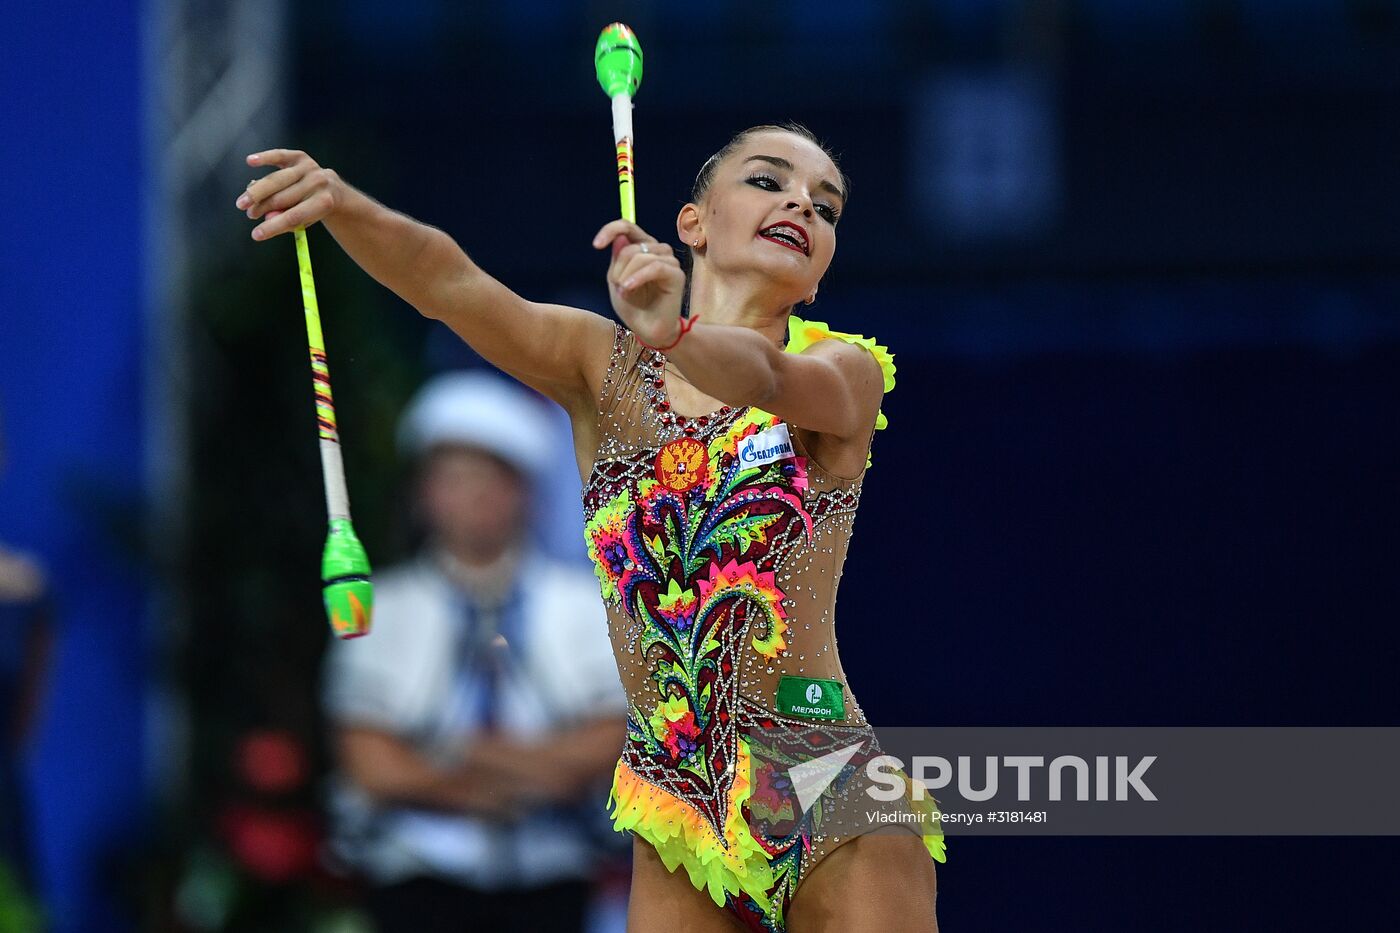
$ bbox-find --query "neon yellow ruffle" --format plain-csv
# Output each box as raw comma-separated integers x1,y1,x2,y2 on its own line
786,315,897,467
908,781,949,864
610,749,948,926
608,739,777,917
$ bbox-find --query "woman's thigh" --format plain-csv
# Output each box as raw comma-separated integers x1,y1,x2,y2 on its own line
626,836,747,933
787,832,939,933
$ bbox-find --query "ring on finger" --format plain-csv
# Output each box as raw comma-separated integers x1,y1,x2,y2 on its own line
639,243,650,254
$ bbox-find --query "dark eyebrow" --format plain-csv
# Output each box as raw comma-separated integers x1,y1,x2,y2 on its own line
743,155,845,203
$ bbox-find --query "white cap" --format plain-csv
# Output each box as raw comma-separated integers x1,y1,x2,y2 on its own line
396,370,555,479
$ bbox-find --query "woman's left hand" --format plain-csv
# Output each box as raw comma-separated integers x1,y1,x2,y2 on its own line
593,220,686,346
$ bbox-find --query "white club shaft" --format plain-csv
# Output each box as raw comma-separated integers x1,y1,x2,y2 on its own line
319,438,351,522
611,92,633,144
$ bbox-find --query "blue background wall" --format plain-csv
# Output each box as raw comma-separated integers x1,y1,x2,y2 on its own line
2,3,147,931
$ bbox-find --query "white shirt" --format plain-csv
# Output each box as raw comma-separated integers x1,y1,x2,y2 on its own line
322,548,625,888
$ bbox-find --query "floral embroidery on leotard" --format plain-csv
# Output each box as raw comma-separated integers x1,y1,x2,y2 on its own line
583,321,937,931
587,406,815,916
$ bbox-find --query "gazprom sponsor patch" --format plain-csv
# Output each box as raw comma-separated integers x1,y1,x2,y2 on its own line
737,422,794,469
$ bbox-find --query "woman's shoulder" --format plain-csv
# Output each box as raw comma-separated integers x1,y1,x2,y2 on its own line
786,315,896,396
785,315,896,469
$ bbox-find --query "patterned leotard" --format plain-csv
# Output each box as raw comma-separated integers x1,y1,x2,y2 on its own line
582,318,944,931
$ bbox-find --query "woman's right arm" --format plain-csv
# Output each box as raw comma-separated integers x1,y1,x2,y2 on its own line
236,149,614,413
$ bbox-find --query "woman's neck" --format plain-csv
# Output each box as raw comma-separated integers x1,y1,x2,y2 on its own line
687,271,794,349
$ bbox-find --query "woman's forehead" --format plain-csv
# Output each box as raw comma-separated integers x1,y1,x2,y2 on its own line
730,131,837,175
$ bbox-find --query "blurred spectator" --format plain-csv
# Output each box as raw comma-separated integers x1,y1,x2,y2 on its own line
322,371,626,933
0,409,51,929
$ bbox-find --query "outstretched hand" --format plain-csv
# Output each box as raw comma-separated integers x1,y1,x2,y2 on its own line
235,149,343,241
593,220,687,346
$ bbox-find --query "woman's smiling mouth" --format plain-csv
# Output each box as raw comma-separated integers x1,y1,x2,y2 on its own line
756,221,809,256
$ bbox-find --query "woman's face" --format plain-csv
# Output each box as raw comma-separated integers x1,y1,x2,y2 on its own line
686,131,845,303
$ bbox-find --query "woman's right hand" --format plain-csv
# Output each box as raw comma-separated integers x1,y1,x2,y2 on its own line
234,149,343,241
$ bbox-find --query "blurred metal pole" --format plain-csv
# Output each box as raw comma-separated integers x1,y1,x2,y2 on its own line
143,0,288,813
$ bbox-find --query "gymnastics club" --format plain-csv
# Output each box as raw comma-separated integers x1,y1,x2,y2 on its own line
595,23,644,223
294,227,373,639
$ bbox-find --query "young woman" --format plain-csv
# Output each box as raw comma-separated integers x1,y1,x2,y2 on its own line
237,123,943,932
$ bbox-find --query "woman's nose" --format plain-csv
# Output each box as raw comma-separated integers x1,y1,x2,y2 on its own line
785,199,813,218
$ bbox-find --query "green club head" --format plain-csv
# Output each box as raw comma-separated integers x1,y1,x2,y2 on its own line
322,518,373,638
595,22,643,98
324,578,373,639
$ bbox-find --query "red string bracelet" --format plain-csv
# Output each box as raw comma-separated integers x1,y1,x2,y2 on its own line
634,313,701,353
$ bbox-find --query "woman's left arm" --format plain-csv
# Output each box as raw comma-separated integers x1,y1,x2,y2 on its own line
666,323,886,440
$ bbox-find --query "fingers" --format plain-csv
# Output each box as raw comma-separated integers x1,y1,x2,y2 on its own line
234,150,338,240
245,172,321,220
608,243,678,292
251,191,333,240
235,150,327,233
237,165,305,214
611,238,674,265
609,238,672,268
592,218,659,250
617,259,681,296
246,149,308,169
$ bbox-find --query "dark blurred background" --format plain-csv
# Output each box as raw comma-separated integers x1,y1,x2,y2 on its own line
4,1,1400,931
